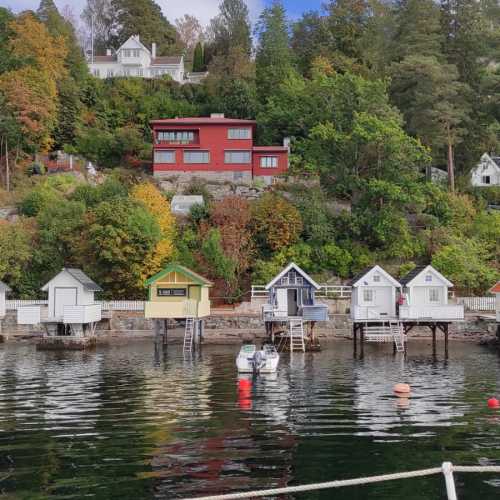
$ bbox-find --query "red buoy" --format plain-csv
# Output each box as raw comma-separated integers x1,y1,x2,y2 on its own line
487,398,500,409
238,379,251,390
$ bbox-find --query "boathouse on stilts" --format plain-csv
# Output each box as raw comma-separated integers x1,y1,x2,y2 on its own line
17,268,103,350
351,265,464,357
0,281,11,335
144,263,212,353
263,263,328,352
490,281,500,338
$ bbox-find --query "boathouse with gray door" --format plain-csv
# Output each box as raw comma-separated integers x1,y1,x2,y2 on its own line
350,265,401,322
263,263,328,322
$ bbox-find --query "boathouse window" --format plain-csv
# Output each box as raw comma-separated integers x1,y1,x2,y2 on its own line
363,289,374,303
228,128,251,139
425,274,433,282
224,150,251,164
482,175,491,184
184,151,210,163
154,150,176,163
428,289,439,303
157,288,186,297
260,156,278,168
373,274,381,283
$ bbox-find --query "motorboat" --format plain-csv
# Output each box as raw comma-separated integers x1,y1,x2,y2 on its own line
236,343,280,374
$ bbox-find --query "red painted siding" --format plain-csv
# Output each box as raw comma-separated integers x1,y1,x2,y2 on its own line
151,117,288,178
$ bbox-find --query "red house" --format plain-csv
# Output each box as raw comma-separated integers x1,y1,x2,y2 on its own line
150,114,289,184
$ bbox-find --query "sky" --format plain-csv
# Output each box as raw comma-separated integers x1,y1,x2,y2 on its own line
0,0,324,26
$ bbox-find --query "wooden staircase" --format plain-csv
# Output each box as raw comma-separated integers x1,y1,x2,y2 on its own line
364,321,405,352
183,317,195,353
289,319,305,353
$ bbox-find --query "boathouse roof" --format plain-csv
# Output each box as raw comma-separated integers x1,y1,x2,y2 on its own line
145,263,212,287
400,265,453,287
41,268,103,292
0,281,11,292
265,263,321,290
349,265,401,287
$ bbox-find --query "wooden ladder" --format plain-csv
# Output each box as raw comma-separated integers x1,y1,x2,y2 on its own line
390,321,405,352
183,317,195,353
289,319,305,353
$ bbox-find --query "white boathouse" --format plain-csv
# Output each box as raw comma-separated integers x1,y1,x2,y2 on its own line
350,265,401,321
0,281,10,319
490,281,500,323
18,268,102,341
399,265,464,321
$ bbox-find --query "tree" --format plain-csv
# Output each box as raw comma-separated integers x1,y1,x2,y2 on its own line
192,42,205,72
81,0,116,54
251,193,303,255
255,1,295,102
175,14,203,54
37,0,88,82
0,7,15,74
208,0,252,58
79,198,162,297
110,0,178,55
130,182,176,281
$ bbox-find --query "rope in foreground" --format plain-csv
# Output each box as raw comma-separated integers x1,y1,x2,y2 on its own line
183,464,500,500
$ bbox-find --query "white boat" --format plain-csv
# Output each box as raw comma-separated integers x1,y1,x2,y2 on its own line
236,344,280,374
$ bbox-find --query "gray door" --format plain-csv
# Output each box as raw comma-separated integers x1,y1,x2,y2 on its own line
287,289,298,316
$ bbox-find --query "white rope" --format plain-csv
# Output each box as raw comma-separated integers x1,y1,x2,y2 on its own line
183,464,500,500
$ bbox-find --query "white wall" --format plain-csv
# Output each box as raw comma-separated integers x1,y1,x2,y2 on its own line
0,291,5,318
471,157,500,186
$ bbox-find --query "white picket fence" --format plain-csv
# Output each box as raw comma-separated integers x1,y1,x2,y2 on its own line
6,300,145,311
456,297,495,312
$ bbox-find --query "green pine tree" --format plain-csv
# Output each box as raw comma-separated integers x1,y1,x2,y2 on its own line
192,42,204,72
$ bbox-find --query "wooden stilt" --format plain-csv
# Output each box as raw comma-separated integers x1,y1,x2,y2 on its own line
444,323,449,359
163,319,168,345
431,325,436,356
360,324,365,358
154,319,162,344
353,324,358,357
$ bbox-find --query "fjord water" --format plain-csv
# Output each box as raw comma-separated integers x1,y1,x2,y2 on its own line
0,341,499,499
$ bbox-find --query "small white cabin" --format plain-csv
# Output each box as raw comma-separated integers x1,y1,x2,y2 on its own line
41,268,102,325
490,281,500,323
350,266,401,321
263,263,328,321
171,195,204,216
0,281,10,318
399,265,464,321
471,153,500,187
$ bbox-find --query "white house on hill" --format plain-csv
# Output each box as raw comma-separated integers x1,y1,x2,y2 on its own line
471,153,500,187
88,35,186,83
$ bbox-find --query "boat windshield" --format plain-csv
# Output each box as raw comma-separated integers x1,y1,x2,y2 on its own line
241,345,256,354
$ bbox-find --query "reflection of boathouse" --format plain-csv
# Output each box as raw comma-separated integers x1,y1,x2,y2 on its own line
263,263,328,351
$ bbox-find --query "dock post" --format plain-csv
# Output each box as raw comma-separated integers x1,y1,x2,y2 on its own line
431,325,437,356
154,319,162,345
360,324,364,358
353,324,357,357
163,319,168,345
444,324,449,359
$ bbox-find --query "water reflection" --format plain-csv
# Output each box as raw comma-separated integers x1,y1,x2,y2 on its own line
0,341,498,499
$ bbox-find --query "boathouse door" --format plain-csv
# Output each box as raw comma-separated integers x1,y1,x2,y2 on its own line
287,289,298,316
54,287,77,319
276,288,288,316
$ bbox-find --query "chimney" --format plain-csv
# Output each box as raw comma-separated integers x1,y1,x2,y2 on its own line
210,113,225,118
152,42,156,59
106,49,112,56
283,137,291,151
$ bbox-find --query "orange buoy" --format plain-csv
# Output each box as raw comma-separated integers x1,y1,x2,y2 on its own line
238,378,251,390
487,398,500,409
394,383,411,396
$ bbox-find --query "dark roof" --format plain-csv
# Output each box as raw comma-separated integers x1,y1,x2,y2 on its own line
0,281,11,293
152,56,183,65
65,268,103,292
347,266,376,286
92,55,117,63
399,266,426,286
151,117,256,126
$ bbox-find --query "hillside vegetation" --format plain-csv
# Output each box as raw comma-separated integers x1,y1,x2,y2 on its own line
0,0,498,299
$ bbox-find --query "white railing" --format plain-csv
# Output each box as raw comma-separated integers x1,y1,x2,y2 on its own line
7,300,48,310
399,304,464,321
352,305,393,321
456,297,495,312
183,462,500,500
316,285,352,298
251,285,352,300
63,304,102,324
98,300,145,311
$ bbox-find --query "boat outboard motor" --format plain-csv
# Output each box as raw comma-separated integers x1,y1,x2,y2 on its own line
252,350,266,373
